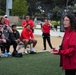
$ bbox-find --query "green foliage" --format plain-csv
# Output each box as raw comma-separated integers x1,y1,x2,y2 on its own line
51,6,63,20
0,9,5,15
51,21,60,26
72,5,76,10
53,7,62,12
12,0,28,16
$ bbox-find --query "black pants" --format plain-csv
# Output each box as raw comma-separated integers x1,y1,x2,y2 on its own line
5,39,11,53
0,43,5,53
65,69,76,75
42,33,53,50
11,40,17,52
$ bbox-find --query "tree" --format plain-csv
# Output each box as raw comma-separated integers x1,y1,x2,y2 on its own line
0,0,6,15
11,0,28,16
51,6,63,20
26,0,40,16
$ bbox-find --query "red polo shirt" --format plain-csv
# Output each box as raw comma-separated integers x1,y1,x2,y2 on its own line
20,28,34,40
22,20,34,29
42,23,51,33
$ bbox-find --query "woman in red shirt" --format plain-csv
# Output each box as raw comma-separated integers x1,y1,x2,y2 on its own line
41,19,54,50
51,14,76,75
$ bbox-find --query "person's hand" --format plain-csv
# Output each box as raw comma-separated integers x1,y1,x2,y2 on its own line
50,49,59,55
23,24,27,27
15,40,18,43
7,25,10,30
22,39,29,42
18,41,24,45
17,39,20,42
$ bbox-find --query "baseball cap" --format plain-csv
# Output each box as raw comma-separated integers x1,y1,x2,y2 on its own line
4,15,8,18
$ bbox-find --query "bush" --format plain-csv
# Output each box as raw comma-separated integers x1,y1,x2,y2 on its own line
51,21,60,26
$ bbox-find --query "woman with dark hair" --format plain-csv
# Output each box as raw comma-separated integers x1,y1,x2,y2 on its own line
41,19,54,50
0,17,6,25
51,13,76,75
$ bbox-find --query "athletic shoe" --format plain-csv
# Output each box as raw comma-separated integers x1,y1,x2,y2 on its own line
7,52,11,56
23,49,28,54
30,47,35,52
2,52,9,57
30,51,36,54
43,48,46,50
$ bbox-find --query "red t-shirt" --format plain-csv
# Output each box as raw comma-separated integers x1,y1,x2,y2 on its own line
4,19,10,26
20,28,34,40
42,23,51,33
22,20,34,29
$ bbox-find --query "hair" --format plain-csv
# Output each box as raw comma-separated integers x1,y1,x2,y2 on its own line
26,24,30,27
63,13,76,31
11,24,16,28
0,17,6,24
43,18,48,22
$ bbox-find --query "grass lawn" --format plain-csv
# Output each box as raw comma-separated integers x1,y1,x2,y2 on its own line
0,52,64,75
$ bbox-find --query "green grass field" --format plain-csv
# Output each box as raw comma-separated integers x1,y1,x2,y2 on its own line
0,52,64,75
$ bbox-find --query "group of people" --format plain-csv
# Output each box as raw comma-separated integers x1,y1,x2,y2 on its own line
0,15,38,57
0,14,54,57
0,13,76,75
20,15,54,53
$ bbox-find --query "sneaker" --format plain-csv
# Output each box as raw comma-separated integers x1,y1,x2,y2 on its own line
43,48,46,50
18,45,24,51
24,49,28,54
2,52,9,57
51,47,55,49
30,51,36,54
7,52,11,56
30,47,35,52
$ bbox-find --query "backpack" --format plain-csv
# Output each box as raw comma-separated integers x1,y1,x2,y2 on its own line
12,50,22,57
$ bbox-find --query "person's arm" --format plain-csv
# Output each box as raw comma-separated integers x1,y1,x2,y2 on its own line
59,33,76,56
2,33,5,39
16,31,20,42
22,20,26,27
7,26,13,33
31,32,34,40
16,31,20,39
48,20,52,27
30,20,34,29
41,25,44,32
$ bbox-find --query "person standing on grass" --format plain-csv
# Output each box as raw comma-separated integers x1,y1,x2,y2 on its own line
20,24,37,54
22,15,34,32
41,19,54,50
51,13,76,75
